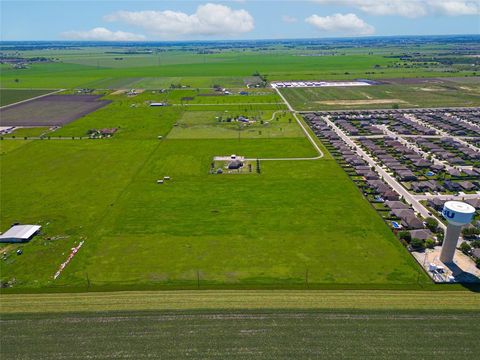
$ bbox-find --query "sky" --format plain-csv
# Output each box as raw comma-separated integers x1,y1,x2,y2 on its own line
1,0,479,41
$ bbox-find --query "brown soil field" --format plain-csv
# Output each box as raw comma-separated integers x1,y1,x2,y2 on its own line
0,95,111,126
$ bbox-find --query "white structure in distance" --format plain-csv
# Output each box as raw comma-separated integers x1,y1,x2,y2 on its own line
271,81,372,88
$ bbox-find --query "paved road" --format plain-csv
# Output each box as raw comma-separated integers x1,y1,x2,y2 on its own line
324,116,446,230
274,87,324,158
350,135,480,140
414,193,480,201
243,87,325,161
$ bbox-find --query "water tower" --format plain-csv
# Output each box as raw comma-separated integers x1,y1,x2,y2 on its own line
440,201,475,263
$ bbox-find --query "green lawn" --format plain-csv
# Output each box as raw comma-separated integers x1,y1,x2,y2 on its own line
1,308,479,359
0,89,53,106
280,80,480,111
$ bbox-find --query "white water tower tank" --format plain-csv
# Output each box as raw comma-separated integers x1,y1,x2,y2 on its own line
440,201,475,263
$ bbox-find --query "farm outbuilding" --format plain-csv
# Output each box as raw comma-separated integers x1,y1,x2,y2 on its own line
228,160,243,170
0,225,41,243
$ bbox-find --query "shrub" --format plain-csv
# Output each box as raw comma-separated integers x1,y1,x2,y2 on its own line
459,242,472,254
411,238,425,250
462,227,480,239
425,239,435,249
425,217,438,232
398,231,411,243
470,240,480,249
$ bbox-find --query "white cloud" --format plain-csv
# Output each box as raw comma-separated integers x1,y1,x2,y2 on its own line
429,1,480,16
104,3,254,38
313,0,479,18
282,15,298,23
62,27,145,41
306,13,375,35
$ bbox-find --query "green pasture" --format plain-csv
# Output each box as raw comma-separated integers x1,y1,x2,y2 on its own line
0,124,428,289
168,110,303,139
0,89,53,106
0,139,32,155
1,50,477,90
50,90,287,139
280,80,480,110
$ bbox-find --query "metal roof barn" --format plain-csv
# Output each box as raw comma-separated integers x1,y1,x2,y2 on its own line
0,225,41,243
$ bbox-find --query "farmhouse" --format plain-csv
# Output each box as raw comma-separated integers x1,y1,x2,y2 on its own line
228,160,243,170
0,225,41,243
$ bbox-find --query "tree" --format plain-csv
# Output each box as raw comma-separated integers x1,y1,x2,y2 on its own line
462,227,480,239
470,240,480,249
436,230,444,245
425,239,435,249
425,217,438,232
398,231,412,243
476,258,480,269
459,242,472,255
410,238,425,250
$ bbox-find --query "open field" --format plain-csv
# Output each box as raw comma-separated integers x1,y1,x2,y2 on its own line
0,95,111,126
280,79,480,111
0,89,53,106
1,135,428,290
0,82,430,291
168,110,303,139
1,38,479,293
1,308,479,359
1,46,478,90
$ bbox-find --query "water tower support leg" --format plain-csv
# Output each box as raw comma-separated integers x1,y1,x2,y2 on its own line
439,224,462,264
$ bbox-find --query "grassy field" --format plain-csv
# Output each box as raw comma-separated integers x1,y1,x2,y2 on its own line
1,308,479,359
168,110,303,139
0,89,53,106
280,79,480,111
1,136,428,290
0,83,431,291
2,42,478,293
1,49,478,90
1,127,50,138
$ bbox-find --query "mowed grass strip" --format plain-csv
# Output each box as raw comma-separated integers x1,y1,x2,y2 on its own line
1,290,479,313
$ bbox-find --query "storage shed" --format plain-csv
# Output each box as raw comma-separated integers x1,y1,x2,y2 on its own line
0,225,41,243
